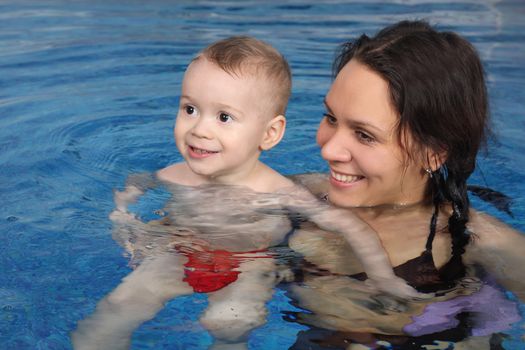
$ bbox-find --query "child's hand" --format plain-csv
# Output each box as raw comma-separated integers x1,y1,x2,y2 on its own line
114,185,143,212
109,209,139,224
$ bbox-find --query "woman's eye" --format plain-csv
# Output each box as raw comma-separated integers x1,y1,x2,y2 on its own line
185,105,196,115
323,114,337,125
218,113,233,123
356,131,375,144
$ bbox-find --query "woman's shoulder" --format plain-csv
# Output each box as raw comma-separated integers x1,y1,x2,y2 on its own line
468,209,522,245
466,209,525,300
465,209,523,263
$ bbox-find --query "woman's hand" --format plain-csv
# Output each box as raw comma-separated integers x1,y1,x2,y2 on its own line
365,276,433,300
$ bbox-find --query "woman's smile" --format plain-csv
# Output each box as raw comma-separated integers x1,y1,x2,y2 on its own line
329,169,365,186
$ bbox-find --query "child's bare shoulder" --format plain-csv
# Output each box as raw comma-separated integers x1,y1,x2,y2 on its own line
157,163,197,186
254,163,295,193
287,172,329,198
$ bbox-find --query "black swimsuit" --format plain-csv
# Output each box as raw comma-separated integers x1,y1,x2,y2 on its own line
353,234,464,294
297,225,465,294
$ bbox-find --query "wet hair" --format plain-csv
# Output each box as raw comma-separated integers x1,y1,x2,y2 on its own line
333,20,489,278
197,35,292,116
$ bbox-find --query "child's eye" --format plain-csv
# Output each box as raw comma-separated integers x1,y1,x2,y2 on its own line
356,130,375,144
184,105,196,116
218,112,233,123
323,113,337,125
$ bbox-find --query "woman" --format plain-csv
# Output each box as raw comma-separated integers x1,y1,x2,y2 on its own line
288,20,524,348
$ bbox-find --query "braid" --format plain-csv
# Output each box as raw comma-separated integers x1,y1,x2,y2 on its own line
447,178,470,257
438,165,471,279
426,168,446,251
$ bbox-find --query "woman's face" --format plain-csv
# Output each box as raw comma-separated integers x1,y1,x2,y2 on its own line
317,59,428,208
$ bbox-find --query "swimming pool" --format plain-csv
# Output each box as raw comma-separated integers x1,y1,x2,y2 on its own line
1,0,524,349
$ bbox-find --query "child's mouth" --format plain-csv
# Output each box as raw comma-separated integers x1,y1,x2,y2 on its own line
189,145,219,157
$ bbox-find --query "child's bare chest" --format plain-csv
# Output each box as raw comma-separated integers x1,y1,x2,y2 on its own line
163,185,292,250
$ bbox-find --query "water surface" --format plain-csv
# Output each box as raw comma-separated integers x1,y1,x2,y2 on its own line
1,1,524,349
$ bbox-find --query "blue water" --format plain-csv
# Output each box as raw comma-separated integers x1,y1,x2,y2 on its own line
1,1,524,349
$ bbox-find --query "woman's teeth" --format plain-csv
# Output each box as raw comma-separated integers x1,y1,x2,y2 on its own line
331,171,362,183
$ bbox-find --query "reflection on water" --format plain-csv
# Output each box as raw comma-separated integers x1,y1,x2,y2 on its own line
112,181,296,265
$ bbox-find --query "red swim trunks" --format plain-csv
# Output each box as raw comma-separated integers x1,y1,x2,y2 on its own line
182,249,271,293
183,249,242,293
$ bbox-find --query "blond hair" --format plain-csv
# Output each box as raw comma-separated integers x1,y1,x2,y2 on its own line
197,36,292,116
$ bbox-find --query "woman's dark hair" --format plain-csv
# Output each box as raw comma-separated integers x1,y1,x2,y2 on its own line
333,20,489,279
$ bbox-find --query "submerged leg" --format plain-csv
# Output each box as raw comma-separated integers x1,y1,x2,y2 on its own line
200,257,279,350
71,253,193,350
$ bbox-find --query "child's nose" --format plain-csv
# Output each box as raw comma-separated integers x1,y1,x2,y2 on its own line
191,116,214,139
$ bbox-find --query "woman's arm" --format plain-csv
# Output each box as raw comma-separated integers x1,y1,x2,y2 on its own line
466,209,525,301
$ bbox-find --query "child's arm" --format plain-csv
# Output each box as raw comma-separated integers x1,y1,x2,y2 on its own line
112,172,158,213
281,185,424,298
110,172,174,231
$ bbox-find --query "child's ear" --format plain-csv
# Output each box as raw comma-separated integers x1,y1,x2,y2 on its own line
260,115,286,151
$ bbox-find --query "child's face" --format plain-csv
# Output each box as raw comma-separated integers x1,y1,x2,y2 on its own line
175,58,273,183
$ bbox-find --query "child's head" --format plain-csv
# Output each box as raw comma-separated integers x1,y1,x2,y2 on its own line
174,36,292,183
198,36,291,117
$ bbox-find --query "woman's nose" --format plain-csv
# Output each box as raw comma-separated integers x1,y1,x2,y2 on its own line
319,129,353,163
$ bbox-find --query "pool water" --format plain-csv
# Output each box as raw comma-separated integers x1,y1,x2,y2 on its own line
1,1,524,349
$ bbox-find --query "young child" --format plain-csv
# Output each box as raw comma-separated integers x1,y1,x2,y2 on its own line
72,36,421,350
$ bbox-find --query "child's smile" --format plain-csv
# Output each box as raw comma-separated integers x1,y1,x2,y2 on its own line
188,145,219,158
